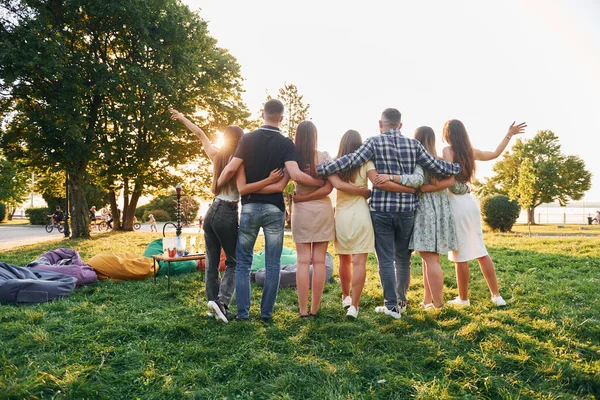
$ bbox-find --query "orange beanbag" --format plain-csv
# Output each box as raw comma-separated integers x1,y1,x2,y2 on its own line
198,249,227,272
88,252,154,281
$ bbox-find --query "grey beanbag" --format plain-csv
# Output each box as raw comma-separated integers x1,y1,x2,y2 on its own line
255,252,334,288
0,262,77,303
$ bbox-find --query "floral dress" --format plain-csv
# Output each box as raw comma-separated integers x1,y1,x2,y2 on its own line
402,166,466,253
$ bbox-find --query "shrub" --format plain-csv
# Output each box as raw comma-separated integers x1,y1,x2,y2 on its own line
135,205,148,220
140,194,199,222
0,202,6,222
143,209,170,222
26,207,51,225
481,195,520,232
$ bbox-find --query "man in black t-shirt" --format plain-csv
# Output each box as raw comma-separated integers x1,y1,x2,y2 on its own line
48,206,63,225
217,99,324,321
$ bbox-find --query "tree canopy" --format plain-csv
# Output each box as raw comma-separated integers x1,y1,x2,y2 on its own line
0,0,248,235
475,130,592,224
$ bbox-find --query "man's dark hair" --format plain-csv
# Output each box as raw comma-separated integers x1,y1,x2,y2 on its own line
381,108,402,126
264,99,284,119
55,206,61,210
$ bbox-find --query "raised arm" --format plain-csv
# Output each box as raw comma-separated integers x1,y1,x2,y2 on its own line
285,160,325,187
217,157,243,189
327,174,371,199
473,121,527,161
293,180,334,203
235,164,284,196
169,108,218,160
367,169,415,194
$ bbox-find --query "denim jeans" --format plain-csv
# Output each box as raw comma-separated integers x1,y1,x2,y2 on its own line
203,199,238,306
371,210,415,310
236,202,285,319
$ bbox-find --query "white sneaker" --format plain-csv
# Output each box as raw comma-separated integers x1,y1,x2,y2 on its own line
208,301,228,323
375,306,401,319
398,302,407,313
346,305,358,319
447,296,470,306
423,303,443,311
491,295,507,306
206,311,214,317
342,296,352,309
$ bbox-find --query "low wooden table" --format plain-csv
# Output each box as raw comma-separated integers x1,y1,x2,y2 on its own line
152,253,206,290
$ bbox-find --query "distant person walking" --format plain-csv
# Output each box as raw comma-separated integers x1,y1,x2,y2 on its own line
148,214,158,232
442,119,526,307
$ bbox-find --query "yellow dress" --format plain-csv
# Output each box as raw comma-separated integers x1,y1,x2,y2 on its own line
334,162,375,254
291,151,335,243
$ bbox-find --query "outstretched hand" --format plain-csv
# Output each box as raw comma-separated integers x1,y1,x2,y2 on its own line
168,107,184,121
507,121,527,138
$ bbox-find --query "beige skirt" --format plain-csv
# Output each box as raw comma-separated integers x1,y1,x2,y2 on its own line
291,197,335,243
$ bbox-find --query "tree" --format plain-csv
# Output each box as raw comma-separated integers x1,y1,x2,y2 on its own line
0,0,248,235
0,154,29,218
266,83,311,140
475,130,592,224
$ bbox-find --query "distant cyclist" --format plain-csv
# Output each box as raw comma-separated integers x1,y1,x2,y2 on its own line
48,206,64,225
89,206,97,222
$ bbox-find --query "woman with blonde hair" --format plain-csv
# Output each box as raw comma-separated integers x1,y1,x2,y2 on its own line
442,119,526,306
170,108,283,323
292,121,335,318
326,130,374,318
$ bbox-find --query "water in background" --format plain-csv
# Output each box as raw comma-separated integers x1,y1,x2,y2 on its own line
518,202,600,224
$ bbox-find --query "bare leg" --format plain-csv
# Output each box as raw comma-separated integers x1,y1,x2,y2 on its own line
309,242,329,315
420,252,443,308
351,253,367,308
476,255,500,297
455,261,470,300
338,254,352,299
296,242,312,316
421,259,433,305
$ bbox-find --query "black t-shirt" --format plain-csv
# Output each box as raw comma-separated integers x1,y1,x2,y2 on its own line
233,126,297,211
53,210,64,222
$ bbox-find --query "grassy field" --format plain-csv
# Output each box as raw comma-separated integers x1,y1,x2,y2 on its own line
0,230,599,399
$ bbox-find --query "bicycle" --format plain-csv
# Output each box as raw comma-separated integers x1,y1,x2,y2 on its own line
89,218,108,232
133,217,141,230
45,217,65,234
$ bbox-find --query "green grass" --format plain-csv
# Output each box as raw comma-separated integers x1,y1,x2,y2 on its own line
508,223,600,236
1,231,599,399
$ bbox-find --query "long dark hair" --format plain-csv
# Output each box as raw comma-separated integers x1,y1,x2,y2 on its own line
211,125,244,195
337,130,363,183
442,119,475,183
414,126,439,184
295,121,318,177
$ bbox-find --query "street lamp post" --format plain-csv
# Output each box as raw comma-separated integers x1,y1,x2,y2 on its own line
63,172,70,238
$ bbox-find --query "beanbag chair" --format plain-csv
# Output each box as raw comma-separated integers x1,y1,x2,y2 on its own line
255,252,334,288
88,252,154,281
0,262,76,303
142,238,197,276
251,246,297,272
198,249,227,272
27,248,98,286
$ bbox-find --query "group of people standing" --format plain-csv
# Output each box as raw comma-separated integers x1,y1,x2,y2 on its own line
170,100,526,323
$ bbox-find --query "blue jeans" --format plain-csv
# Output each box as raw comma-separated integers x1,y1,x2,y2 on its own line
235,203,285,319
371,210,415,310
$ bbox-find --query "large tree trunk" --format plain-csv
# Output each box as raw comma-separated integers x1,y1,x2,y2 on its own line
122,189,141,231
527,207,537,225
109,190,121,231
69,168,90,238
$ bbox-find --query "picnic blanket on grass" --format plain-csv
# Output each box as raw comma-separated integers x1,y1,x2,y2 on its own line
27,248,98,286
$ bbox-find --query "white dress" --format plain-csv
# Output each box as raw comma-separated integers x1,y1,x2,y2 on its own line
447,182,488,262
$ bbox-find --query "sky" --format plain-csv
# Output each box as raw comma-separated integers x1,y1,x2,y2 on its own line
184,0,600,201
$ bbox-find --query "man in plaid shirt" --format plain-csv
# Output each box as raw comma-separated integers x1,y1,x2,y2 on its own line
317,108,461,318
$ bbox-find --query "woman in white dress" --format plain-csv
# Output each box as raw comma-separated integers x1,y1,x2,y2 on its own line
442,119,526,306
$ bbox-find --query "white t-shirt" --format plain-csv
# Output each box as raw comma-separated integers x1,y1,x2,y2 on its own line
216,185,240,202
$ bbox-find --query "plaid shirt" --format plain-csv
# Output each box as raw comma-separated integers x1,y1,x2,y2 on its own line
317,129,462,212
